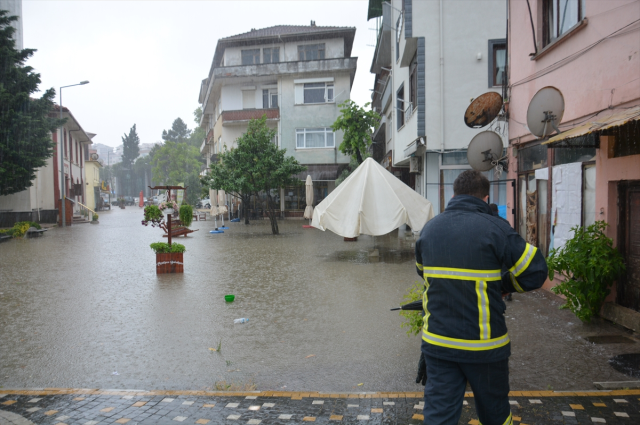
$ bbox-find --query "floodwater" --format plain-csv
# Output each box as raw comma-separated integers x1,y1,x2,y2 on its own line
1,208,638,392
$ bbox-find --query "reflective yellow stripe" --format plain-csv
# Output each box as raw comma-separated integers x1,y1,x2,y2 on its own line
509,244,537,277
416,262,424,271
422,330,510,351
509,273,525,293
476,281,490,339
502,412,513,425
422,278,430,333
424,267,502,281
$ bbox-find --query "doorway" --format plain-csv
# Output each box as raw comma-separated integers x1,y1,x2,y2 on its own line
617,181,640,312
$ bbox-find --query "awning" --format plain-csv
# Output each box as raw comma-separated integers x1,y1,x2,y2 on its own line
367,0,384,20
542,106,640,145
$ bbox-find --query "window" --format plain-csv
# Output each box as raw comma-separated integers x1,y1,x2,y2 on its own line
296,128,335,149
298,43,325,61
396,84,405,130
409,54,417,112
303,82,333,104
263,47,280,64
543,0,582,46
262,89,278,108
395,14,402,62
488,39,506,87
241,49,260,65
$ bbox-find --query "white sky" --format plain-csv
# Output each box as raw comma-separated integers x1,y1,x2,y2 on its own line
22,0,377,149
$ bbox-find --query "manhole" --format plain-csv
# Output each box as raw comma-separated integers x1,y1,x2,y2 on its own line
609,353,640,379
585,335,637,344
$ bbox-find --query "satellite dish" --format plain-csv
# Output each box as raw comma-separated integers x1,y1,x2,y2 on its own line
526,86,565,137
90,153,99,161
464,92,503,128
467,131,504,171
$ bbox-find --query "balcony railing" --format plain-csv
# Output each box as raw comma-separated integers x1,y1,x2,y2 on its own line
222,108,279,124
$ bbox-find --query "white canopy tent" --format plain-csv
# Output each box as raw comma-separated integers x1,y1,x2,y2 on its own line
311,158,434,238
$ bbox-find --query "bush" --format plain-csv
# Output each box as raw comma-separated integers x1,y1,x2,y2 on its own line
547,221,626,322
92,213,99,221
0,221,40,238
142,205,163,227
399,282,425,336
179,204,193,227
149,242,186,254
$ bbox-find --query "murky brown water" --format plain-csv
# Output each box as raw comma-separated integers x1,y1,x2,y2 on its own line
1,208,638,392
0,208,424,392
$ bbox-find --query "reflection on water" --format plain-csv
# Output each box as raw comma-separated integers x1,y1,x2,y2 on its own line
0,209,423,392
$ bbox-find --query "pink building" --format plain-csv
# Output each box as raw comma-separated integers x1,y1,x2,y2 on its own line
507,1,640,317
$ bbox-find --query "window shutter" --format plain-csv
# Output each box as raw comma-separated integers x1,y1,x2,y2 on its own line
294,84,303,105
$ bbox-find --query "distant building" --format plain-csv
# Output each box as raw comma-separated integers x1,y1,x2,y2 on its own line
0,0,23,50
198,23,358,216
139,142,162,158
93,143,114,166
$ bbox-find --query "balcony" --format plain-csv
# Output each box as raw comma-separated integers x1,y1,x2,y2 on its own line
370,2,392,74
210,154,218,164
221,108,279,126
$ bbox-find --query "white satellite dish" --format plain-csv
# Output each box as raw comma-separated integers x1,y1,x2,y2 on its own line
526,86,565,138
467,131,504,171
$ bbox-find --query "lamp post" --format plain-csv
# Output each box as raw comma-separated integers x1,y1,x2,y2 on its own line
59,81,89,227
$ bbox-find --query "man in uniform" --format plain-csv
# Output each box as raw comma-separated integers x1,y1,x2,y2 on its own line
415,170,547,425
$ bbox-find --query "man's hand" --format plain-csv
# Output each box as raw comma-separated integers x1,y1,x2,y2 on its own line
415,352,427,385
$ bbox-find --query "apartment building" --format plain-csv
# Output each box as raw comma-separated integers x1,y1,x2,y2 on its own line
198,23,358,216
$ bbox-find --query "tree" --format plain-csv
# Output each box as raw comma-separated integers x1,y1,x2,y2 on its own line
150,140,202,205
331,100,381,165
162,118,191,144
0,10,66,195
121,124,140,168
187,108,206,149
202,116,305,234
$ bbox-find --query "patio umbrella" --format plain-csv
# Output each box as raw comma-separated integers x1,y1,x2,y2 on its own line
303,175,314,224
139,190,144,208
217,189,227,227
311,157,434,238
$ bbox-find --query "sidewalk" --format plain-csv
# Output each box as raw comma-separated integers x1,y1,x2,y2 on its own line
2,388,640,424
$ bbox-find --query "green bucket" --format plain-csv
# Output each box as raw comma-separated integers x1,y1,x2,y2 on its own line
224,295,235,302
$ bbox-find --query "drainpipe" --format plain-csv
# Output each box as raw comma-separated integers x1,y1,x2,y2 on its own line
439,0,445,153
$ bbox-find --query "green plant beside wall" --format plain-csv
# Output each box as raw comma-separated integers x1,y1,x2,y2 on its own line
149,242,186,254
0,221,41,238
179,204,193,227
547,221,626,323
399,282,425,336
92,213,99,221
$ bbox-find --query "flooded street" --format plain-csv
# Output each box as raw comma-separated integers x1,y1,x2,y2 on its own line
1,208,638,392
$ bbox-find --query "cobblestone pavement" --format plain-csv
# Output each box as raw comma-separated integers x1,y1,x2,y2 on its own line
2,389,640,424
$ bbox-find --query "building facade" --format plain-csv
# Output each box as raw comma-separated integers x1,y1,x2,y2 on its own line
0,106,94,225
198,24,358,216
507,0,640,310
367,0,508,215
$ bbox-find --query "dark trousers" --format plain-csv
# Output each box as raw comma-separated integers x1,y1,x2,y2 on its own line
422,352,512,425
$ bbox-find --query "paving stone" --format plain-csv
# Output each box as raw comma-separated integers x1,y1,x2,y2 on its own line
27,398,42,403
227,414,241,420
172,416,187,422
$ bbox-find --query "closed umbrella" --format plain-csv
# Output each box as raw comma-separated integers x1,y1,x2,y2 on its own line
217,189,228,228
312,158,434,238
303,175,314,225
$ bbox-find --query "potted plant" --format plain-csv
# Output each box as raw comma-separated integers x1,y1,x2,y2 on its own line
547,221,626,322
119,197,125,209
150,242,186,274
159,200,178,215
142,205,164,227
91,213,99,224
179,204,194,227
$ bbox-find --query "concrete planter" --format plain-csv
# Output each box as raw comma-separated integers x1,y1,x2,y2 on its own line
156,253,184,274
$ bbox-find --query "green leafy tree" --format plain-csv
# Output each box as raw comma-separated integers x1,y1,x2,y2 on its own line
547,221,626,322
162,117,191,144
150,140,202,204
202,116,305,234
0,10,66,195
331,100,380,165
188,107,206,149
121,124,140,168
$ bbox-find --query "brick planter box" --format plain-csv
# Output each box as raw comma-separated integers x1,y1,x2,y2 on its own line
156,253,184,274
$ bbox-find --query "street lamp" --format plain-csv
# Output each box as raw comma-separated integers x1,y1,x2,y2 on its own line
59,80,89,227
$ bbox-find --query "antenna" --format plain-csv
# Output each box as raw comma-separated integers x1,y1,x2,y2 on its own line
526,86,565,138
467,131,504,171
464,92,503,128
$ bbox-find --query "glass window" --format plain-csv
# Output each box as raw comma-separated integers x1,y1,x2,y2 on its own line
296,128,335,149
554,146,596,165
518,143,548,171
263,47,279,64
303,83,333,104
397,84,405,130
241,49,260,65
298,44,325,61
262,89,278,108
537,179,549,255
544,0,581,46
518,173,537,245
442,151,469,166
493,43,506,86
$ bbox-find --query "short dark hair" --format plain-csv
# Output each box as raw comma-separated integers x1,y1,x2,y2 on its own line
489,203,499,213
453,170,490,199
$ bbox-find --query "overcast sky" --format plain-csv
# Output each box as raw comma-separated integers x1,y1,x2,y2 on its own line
22,0,377,149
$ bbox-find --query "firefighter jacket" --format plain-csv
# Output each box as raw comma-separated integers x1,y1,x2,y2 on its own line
415,195,548,363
